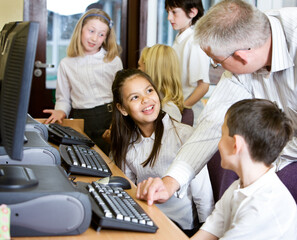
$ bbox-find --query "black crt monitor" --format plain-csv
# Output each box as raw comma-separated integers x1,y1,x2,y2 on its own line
0,21,39,160
0,23,92,238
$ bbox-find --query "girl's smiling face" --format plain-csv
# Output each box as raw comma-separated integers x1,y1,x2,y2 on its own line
117,75,161,136
81,18,108,55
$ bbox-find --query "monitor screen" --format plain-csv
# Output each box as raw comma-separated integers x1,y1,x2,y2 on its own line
0,21,39,160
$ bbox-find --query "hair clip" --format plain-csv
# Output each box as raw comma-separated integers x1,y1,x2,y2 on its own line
108,20,114,29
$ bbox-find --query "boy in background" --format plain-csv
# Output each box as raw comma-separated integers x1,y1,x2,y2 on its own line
192,99,297,240
165,0,210,127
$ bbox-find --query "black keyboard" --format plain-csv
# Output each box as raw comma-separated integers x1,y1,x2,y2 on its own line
76,181,158,233
59,144,112,177
47,123,95,147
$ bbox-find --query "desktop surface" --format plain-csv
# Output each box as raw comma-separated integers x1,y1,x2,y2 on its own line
14,119,188,240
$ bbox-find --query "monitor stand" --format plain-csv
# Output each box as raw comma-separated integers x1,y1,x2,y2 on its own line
0,165,38,190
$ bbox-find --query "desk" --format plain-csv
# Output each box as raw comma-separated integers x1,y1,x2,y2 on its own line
16,119,188,240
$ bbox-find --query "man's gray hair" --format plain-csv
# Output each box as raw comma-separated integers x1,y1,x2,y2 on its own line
195,0,271,57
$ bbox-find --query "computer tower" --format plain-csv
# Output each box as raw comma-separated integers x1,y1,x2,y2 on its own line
0,164,91,237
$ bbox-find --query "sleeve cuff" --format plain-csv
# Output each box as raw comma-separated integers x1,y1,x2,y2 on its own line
54,103,71,118
164,161,195,198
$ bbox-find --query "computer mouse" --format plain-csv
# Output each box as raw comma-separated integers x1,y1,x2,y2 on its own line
96,176,131,189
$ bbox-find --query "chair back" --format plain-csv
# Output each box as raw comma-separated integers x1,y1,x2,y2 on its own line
207,151,238,203
276,161,297,204
181,108,194,126
207,151,297,204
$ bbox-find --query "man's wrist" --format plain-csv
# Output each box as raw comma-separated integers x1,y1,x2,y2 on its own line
162,176,180,197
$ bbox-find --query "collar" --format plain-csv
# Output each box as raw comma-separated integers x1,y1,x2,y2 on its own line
138,131,155,143
267,15,294,73
132,113,171,145
174,26,194,44
235,166,276,197
94,47,107,57
75,47,106,63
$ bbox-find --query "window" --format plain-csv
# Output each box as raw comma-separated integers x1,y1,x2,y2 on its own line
146,0,297,47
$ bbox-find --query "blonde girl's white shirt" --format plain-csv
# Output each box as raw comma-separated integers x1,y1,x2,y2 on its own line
166,8,297,194
162,101,182,122
172,26,210,124
55,48,123,116
124,114,213,229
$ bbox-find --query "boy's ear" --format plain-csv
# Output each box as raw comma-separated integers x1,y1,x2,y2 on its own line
233,135,246,154
116,103,128,116
189,8,198,18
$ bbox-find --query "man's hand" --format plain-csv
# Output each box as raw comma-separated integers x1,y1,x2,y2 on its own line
136,176,180,206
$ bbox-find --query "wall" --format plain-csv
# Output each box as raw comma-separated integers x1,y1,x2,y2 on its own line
0,0,23,29
146,0,157,47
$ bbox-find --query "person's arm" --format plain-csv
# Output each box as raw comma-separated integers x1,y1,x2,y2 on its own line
185,36,210,109
136,176,180,205
102,125,112,144
43,109,66,124
53,59,72,117
43,61,71,124
191,229,218,240
166,73,253,189
184,80,209,108
192,183,234,240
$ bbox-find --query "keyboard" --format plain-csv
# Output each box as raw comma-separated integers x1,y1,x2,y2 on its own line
76,181,158,233
47,123,95,147
59,144,112,177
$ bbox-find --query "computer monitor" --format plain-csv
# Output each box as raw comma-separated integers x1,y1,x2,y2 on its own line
0,21,39,160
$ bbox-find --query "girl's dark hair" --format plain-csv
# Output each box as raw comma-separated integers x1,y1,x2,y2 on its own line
111,69,165,169
165,0,204,25
226,99,293,166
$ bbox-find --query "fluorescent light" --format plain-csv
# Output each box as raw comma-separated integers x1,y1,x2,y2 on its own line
47,0,97,15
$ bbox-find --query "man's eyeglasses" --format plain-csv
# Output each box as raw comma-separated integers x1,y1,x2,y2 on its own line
210,48,251,69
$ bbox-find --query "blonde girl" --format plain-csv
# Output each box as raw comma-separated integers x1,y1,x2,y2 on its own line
44,8,123,154
138,44,186,122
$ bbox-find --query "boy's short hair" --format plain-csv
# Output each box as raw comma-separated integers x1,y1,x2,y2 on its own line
226,99,293,166
165,0,204,25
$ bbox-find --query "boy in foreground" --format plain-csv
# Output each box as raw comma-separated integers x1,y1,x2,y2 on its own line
192,99,297,240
